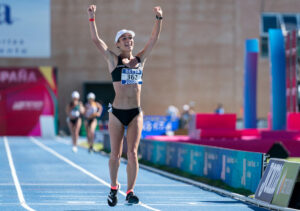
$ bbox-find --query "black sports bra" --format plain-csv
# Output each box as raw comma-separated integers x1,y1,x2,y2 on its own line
111,56,142,82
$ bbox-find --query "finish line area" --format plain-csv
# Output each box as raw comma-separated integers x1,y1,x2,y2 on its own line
0,136,267,211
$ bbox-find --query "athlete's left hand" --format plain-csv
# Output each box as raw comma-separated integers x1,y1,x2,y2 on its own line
153,6,163,18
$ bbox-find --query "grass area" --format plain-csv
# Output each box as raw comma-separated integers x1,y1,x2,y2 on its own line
286,157,300,163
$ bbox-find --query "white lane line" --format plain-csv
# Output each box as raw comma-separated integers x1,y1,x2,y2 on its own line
18,183,104,186
30,137,160,211
13,182,189,187
4,137,36,211
67,201,96,204
40,195,105,198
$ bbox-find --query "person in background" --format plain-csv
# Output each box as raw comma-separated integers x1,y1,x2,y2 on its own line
84,92,103,153
215,103,225,114
180,104,190,129
189,101,196,115
166,105,179,121
66,91,85,153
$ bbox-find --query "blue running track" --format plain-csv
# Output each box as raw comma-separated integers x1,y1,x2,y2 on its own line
0,136,268,211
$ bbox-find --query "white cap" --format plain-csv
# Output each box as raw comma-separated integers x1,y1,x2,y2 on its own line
71,91,80,99
183,104,190,111
115,29,135,43
87,92,95,100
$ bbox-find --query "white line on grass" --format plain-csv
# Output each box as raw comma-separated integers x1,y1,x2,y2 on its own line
30,137,160,211
4,137,36,211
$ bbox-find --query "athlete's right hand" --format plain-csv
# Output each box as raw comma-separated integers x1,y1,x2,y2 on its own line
87,5,96,18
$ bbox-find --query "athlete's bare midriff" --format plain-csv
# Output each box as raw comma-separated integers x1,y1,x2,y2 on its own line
112,82,141,109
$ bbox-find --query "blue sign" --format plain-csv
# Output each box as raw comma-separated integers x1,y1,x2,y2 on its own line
181,144,204,176
203,147,222,180
142,115,179,138
165,142,179,168
152,141,167,165
139,139,264,193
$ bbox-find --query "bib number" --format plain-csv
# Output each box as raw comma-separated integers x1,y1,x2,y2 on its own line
121,68,143,85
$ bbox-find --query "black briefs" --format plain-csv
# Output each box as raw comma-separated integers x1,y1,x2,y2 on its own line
111,106,141,126
87,118,97,127
69,118,79,126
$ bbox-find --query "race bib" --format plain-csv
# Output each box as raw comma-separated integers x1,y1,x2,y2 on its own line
71,110,80,117
121,68,143,85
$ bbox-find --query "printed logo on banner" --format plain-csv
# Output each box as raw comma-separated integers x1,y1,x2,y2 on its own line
166,142,178,168
0,4,13,25
232,151,263,192
220,150,238,186
272,162,300,207
176,143,188,169
142,115,179,138
255,159,285,203
153,141,167,165
0,69,37,84
203,148,222,180
187,145,204,176
245,154,263,192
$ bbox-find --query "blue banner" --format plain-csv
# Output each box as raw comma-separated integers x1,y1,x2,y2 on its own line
203,147,222,180
142,115,179,138
152,141,167,165
140,139,264,192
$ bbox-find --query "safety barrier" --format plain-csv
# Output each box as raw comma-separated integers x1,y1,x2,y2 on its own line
139,139,264,193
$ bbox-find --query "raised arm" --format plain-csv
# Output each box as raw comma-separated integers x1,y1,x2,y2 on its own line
88,5,116,66
137,6,163,62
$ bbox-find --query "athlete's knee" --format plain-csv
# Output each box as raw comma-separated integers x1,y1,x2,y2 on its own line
127,151,138,163
110,153,121,162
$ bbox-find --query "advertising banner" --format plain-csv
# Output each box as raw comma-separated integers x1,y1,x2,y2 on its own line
0,67,58,136
254,159,285,203
142,116,179,138
151,141,167,165
165,142,179,168
140,139,263,192
272,162,300,207
203,147,222,180
0,0,51,58
184,144,204,176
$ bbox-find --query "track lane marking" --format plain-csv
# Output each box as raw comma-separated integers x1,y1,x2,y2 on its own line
30,137,160,211
4,137,35,211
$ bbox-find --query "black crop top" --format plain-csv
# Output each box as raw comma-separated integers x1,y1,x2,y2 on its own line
111,56,142,82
